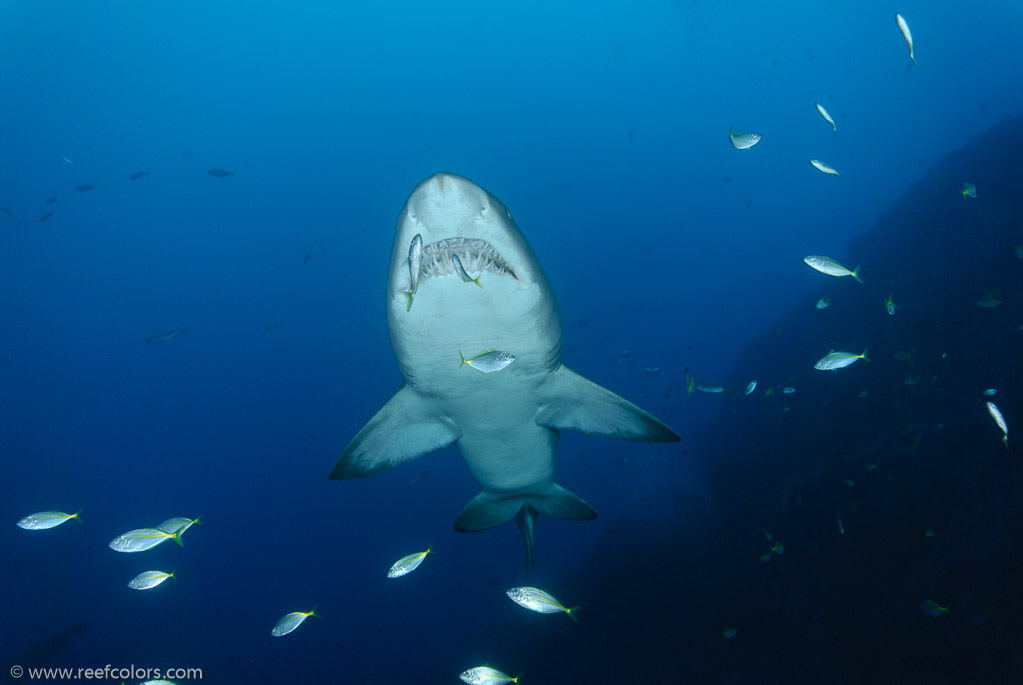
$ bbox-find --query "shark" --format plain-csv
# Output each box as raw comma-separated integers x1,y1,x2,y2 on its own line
330,172,680,576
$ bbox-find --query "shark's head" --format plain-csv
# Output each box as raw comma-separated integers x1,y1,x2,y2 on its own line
386,173,561,387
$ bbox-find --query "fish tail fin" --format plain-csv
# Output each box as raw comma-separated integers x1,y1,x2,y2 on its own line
459,350,467,368
851,266,862,283
473,275,483,288
1004,435,1009,450
72,507,84,523
516,504,538,582
911,56,919,67
172,530,184,548
310,606,322,619
513,671,525,683
170,568,178,581
861,348,870,362
404,291,413,312
566,605,581,623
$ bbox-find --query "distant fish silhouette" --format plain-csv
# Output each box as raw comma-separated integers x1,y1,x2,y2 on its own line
74,183,96,192
2,620,87,672
44,196,57,205
261,320,283,337
38,210,54,223
128,170,150,180
208,168,233,177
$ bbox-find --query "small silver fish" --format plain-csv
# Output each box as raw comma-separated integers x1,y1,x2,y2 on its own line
109,528,183,553
816,297,831,309
986,401,1008,448
695,381,725,393
896,14,918,66
729,125,762,150
128,570,175,590
506,586,579,621
387,548,432,578
128,170,150,181
815,103,836,135
814,348,869,371
809,159,841,179
146,328,187,344
961,183,976,199
745,381,757,395
405,234,423,312
459,666,521,684
60,155,73,165
156,516,201,535
451,253,482,287
782,387,796,394
303,242,324,266
837,518,845,535
16,510,81,530
459,349,515,374
271,609,320,637
0,205,25,225
804,256,861,283
982,389,998,397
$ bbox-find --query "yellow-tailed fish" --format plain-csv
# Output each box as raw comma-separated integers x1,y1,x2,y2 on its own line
961,183,976,199
815,103,836,135
803,256,861,282
896,14,918,66
459,666,521,684
271,608,320,637
695,381,726,393
920,599,948,617
387,548,432,578
459,349,515,374
885,294,897,315
156,516,201,535
16,509,82,530
729,125,762,150
128,570,176,590
816,297,831,309
109,528,183,553
451,253,483,288
986,401,1008,448
809,159,841,179
685,374,695,397
405,233,423,312
506,586,579,621
814,348,869,371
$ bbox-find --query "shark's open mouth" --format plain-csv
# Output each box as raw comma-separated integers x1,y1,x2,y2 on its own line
420,237,517,281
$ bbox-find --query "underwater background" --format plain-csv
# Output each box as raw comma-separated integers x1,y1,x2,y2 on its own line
2,1,1023,683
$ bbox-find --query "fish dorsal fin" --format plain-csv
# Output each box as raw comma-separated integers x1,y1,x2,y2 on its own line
535,365,680,442
330,385,461,479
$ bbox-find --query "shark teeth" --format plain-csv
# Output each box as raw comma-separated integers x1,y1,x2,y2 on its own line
420,237,516,281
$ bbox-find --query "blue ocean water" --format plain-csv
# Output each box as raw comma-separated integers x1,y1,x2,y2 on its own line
2,1,1022,682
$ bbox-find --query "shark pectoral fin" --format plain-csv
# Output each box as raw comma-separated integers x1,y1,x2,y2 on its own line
330,385,461,480
453,492,524,532
528,483,597,521
535,366,681,442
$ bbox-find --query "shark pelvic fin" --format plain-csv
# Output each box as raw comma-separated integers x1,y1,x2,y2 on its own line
453,492,524,532
535,365,681,442
330,384,461,479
